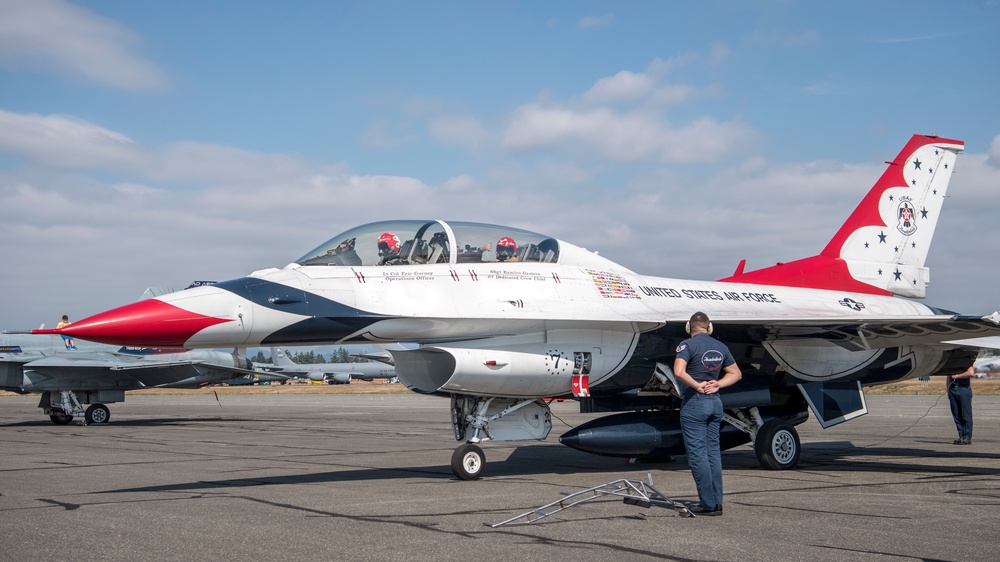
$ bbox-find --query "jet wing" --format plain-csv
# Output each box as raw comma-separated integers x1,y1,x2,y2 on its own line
111,359,258,375
15,352,259,392
711,312,1000,351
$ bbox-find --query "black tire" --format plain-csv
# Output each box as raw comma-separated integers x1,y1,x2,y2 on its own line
754,419,800,470
85,404,111,425
450,444,485,480
49,410,73,425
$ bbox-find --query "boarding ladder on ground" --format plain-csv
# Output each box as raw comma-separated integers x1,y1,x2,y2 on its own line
484,473,693,527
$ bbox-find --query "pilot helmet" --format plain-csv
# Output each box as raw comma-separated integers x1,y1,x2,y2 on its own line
377,232,400,257
496,237,517,261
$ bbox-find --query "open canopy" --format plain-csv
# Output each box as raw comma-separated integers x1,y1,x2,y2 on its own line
296,220,561,267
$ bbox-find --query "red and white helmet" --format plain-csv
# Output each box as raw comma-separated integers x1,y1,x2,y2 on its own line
496,237,517,260
377,232,400,256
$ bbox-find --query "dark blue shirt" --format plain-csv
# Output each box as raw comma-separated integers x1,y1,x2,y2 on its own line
676,333,735,398
948,375,971,388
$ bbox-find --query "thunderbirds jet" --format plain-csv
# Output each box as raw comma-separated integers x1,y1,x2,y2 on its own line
261,347,396,384
0,333,255,424
37,134,1000,479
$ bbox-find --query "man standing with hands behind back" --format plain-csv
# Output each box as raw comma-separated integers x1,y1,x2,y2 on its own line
673,312,742,516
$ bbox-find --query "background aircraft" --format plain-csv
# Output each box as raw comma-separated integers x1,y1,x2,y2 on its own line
0,333,255,424
972,353,1000,377
260,348,397,384
40,134,1000,479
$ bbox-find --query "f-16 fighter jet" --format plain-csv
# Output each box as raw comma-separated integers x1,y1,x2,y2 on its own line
1,333,255,424
38,134,1000,478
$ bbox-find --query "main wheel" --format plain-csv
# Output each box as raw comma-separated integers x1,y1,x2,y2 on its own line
49,410,73,425
451,443,485,480
85,404,111,425
754,419,800,470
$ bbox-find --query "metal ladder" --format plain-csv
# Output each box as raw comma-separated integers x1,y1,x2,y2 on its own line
484,473,693,527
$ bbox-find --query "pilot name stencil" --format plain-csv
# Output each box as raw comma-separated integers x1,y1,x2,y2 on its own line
487,269,548,282
383,271,434,282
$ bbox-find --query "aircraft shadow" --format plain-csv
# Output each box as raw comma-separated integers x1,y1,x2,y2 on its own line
96,441,1000,497
1,417,226,428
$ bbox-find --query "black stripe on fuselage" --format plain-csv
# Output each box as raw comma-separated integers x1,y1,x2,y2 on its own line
213,278,390,344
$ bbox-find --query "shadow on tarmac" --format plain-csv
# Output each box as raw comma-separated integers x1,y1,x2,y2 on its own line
95,440,1000,497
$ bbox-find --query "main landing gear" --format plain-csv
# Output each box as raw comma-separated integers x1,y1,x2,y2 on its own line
43,391,111,425
725,407,802,470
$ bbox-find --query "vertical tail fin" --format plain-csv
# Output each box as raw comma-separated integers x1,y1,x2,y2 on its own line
719,134,964,297
271,347,295,366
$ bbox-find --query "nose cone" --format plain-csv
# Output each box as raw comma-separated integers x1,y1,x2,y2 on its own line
35,299,232,347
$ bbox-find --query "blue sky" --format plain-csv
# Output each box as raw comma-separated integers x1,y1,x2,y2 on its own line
1,0,999,332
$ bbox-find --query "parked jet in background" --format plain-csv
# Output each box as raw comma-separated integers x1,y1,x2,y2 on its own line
972,353,1000,377
262,348,396,384
351,343,407,366
39,135,1000,479
0,333,255,424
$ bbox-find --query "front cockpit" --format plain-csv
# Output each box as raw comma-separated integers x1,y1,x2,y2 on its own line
296,220,562,267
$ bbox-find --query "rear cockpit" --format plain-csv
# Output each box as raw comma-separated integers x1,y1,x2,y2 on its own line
296,220,562,267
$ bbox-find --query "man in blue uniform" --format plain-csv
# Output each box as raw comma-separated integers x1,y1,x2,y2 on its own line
947,366,974,445
673,312,742,516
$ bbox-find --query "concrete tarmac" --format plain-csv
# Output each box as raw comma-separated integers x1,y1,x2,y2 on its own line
1,392,998,561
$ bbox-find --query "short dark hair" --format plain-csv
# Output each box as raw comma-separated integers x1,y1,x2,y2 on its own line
689,311,710,330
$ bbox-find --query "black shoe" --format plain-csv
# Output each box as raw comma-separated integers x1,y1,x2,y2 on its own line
690,505,723,516
959,438,972,445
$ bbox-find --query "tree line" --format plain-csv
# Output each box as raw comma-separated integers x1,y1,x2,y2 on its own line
248,347,370,364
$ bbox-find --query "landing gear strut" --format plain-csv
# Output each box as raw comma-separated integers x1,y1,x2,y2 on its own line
41,391,112,425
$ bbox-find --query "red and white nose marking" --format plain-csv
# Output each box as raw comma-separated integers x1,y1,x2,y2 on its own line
35,299,232,347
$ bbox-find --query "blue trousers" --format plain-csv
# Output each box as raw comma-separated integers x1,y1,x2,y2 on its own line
948,385,973,440
680,393,724,509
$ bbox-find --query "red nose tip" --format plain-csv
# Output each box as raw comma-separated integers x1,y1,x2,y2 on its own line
33,299,231,347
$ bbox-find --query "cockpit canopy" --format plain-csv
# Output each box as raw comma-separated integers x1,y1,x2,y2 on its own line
296,220,561,267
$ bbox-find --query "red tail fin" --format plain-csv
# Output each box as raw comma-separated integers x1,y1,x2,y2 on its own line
719,134,964,297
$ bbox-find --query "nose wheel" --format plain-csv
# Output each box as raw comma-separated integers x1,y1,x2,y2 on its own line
451,444,485,480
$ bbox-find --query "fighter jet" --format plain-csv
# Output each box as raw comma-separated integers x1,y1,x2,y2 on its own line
260,347,396,384
0,333,255,424
38,134,1000,479
972,353,1000,377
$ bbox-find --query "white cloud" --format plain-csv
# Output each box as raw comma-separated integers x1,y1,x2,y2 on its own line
428,116,489,150
437,174,478,193
708,43,731,66
649,84,699,105
0,109,320,186
0,109,146,170
988,134,1000,168
646,53,700,78
577,14,615,29
502,104,755,163
360,118,418,149
582,70,654,104
0,0,169,91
